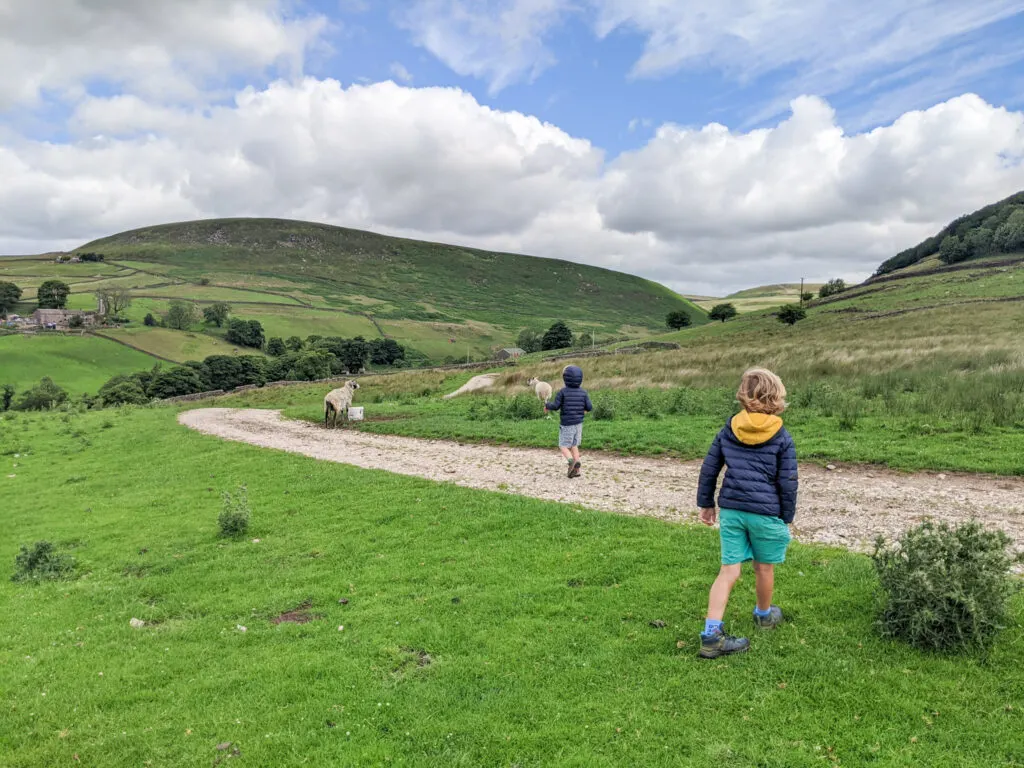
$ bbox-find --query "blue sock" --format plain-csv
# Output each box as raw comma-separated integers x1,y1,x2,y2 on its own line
702,619,724,636
753,606,772,618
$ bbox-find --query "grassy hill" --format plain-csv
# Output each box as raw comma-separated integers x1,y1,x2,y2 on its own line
690,283,823,313
64,218,705,356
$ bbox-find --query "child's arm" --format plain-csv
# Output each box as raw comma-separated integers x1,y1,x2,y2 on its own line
696,432,725,516
545,390,563,413
583,391,593,412
777,435,799,524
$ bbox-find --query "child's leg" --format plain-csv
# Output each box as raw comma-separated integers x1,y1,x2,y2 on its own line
752,562,774,612
570,446,580,462
559,447,573,463
706,564,742,621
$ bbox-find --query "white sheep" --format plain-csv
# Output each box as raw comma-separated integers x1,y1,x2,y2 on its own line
526,377,554,419
324,380,361,428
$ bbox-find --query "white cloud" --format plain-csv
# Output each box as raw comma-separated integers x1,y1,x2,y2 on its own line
0,0,327,108
2,81,1023,295
390,62,414,84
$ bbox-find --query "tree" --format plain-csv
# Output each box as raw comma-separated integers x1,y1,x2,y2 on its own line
966,227,994,257
338,336,369,372
37,280,71,309
201,355,267,391
266,337,287,357
576,331,594,348
708,303,737,323
15,378,68,411
818,279,848,298
68,315,85,329
202,302,231,328
2,384,14,412
225,319,265,349
516,328,543,353
95,287,132,317
993,209,1024,253
801,292,814,303
77,252,104,262
665,310,692,329
143,313,157,327
777,304,807,325
541,321,573,350
369,338,406,366
165,301,200,330
0,282,22,316
100,380,149,407
286,335,304,352
148,366,205,399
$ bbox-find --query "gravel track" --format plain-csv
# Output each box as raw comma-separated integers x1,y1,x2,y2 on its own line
179,408,1024,554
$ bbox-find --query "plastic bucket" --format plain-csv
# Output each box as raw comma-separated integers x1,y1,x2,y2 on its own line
348,406,364,421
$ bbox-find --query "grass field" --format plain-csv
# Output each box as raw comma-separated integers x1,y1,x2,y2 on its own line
97,327,258,363
1,405,1021,767
0,334,159,394
692,284,825,313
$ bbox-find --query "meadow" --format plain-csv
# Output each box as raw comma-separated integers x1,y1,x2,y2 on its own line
2,405,1022,767
0,334,158,395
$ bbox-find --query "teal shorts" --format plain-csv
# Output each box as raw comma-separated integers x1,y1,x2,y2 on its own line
719,509,791,565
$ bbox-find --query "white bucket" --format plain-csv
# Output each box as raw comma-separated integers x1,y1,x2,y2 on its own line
348,406,364,421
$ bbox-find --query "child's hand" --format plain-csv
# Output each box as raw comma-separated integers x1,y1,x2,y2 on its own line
699,507,717,526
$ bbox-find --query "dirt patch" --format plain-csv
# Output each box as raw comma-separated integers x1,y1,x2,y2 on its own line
271,600,320,625
179,409,1024,558
398,647,433,668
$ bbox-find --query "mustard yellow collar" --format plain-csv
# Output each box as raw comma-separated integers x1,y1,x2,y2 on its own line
731,410,783,445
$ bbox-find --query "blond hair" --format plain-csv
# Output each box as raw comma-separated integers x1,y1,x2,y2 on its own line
737,368,787,415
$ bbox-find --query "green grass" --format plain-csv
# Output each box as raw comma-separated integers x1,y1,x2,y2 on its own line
1,406,1022,767
97,326,260,363
0,334,159,394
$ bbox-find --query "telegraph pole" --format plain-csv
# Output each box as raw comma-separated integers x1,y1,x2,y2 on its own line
799,277,805,305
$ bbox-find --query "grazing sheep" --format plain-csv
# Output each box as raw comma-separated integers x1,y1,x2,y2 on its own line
324,380,361,428
526,377,553,403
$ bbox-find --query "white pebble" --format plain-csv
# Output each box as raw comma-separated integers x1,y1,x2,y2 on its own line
236,625,247,633
252,539,261,544
129,618,145,629
338,625,344,631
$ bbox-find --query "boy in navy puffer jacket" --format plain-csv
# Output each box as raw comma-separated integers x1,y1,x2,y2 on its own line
695,368,798,658
545,365,593,478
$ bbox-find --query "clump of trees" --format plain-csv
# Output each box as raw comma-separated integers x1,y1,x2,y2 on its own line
37,280,71,309
76,252,105,262
12,378,68,411
777,304,807,325
225,318,265,349
818,279,847,299
0,282,23,316
165,301,200,330
665,310,692,329
542,321,574,351
708,303,737,323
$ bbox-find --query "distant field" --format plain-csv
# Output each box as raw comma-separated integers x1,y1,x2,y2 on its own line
692,283,825,313
0,334,158,394
97,327,260,363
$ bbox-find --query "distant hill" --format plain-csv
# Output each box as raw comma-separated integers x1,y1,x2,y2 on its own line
875,191,1024,275
725,283,824,299
49,218,707,361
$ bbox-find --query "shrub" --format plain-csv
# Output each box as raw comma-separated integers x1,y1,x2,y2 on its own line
12,541,75,582
219,486,251,538
506,393,545,420
818,278,848,298
592,399,615,421
101,380,149,407
666,310,691,330
143,313,157,326
800,292,814,303
68,314,85,329
15,377,68,411
777,304,807,325
872,521,1019,653
1,384,13,412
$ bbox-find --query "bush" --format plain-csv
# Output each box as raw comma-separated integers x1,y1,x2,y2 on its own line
818,278,848,299
506,393,545,420
15,377,68,411
219,486,251,538
225,318,265,349
777,304,807,325
101,380,149,407
1,384,14,412
872,521,1019,653
143,313,157,326
592,399,615,421
12,541,75,582
666,310,691,329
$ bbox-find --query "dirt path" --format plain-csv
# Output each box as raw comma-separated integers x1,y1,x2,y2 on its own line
179,408,1024,555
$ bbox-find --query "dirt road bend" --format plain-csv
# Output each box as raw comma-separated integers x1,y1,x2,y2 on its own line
179,408,1024,554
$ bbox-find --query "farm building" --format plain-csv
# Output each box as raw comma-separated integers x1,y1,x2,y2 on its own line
31,309,97,329
495,347,526,361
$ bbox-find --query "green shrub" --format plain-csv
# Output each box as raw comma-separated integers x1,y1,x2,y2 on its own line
15,377,68,411
12,541,75,582
836,396,862,431
218,486,251,538
506,393,544,421
592,399,615,421
872,521,1019,653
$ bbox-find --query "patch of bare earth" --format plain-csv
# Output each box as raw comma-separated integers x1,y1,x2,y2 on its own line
271,600,319,625
179,409,1024,557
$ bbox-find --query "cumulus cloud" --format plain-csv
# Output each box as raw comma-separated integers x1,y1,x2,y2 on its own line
3,78,1024,294
0,0,327,107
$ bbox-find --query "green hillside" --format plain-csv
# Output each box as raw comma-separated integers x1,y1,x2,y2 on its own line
0,334,159,394
875,190,1024,275
59,218,704,357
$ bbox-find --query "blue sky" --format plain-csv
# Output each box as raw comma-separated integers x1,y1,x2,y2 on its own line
1,0,1024,294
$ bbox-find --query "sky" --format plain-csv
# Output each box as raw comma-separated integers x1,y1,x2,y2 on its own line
2,1,1024,295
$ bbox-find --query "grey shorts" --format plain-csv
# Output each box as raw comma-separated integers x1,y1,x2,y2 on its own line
558,423,583,448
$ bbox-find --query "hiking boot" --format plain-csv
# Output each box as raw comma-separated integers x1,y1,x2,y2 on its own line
753,605,784,629
698,630,750,659
566,462,575,478
569,461,582,478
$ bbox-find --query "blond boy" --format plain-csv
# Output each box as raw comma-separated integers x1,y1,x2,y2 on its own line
696,368,798,658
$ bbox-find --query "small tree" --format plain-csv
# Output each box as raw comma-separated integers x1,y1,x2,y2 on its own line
576,331,594,349
1,384,14,412
95,287,132,317
219,486,251,537
818,279,848,299
225,318,265,349
0,281,22,316
777,304,807,325
143,313,157,327
266,337,287,357
516,328,542,354
37,280,71,309
148,366,205,399
100,380,149,407
541,321,574,350
708,303,737,323
165,301,200,330
666,310,692,329
800,292,814,303
68,315,85,329
993,209,1024,253
286,335,304,352
15,378,68,411
202,302,231,328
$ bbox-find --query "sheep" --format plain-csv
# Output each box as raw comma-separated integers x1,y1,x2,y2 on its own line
526,377,553,403
324,380,361,428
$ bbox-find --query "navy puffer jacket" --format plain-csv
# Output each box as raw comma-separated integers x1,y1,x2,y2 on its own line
545,365,593,426
696,412,799,523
